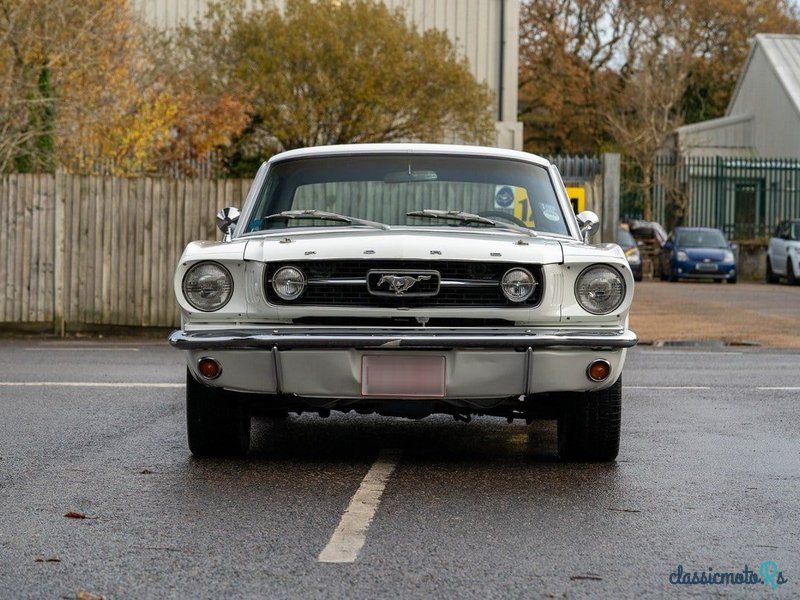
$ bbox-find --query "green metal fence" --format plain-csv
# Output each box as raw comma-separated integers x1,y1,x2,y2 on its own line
622,156,800,240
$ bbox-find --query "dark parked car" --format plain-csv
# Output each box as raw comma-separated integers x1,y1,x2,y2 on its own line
627,219,668,247
659,227,737,283
627,219,668,279
617,226,643,281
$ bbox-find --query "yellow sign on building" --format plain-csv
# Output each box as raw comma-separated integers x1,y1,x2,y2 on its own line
565,186,585,214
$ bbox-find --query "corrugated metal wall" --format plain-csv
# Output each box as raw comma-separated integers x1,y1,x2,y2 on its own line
134,0,271,27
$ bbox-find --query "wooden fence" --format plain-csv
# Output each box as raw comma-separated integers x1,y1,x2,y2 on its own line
0,172,252,331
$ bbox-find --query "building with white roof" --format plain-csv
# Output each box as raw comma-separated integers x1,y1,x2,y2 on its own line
673,34,800,158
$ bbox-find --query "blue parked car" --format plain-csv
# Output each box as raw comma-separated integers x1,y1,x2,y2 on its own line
659,227,737,283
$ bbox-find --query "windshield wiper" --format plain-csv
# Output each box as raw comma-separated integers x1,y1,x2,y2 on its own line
406,209,536,237
262,210,391,231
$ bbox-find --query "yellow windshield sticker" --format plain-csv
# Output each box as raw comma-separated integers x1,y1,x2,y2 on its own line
494,185,536,227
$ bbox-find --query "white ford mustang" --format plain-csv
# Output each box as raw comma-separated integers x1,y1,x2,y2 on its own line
170,144,637,460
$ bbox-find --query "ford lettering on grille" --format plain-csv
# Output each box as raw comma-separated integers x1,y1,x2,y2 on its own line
367,270,440,297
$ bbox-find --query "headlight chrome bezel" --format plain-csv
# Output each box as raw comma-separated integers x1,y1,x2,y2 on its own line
500,267,537,303
182,261,234,312
271,265,307,301
574,265,626,315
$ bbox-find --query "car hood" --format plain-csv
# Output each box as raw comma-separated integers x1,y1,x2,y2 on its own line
241,228,565,264
681,247,730,261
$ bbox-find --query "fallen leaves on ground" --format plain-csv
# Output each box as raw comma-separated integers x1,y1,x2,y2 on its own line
63,511,96,520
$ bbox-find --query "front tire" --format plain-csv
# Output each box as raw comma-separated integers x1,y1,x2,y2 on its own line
186,369,251,457
766,257,779,284
788,258,798,285
557,377,621,462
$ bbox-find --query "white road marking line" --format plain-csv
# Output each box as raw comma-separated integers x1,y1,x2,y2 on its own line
0,382,183,388
638,351,743,356
24,347,141,352
318,448,402,564
758,387,800,391
628,386,711,390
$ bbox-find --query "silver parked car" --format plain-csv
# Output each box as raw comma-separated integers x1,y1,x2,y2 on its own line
170,144,637,461
766,219,800,284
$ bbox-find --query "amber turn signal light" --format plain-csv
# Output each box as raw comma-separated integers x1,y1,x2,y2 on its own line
198,357,222,380
586,359,611,382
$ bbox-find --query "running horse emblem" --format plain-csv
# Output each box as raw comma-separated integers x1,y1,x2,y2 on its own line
377,274,432,295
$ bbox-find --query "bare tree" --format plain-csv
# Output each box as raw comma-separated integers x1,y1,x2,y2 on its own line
605,24,693,220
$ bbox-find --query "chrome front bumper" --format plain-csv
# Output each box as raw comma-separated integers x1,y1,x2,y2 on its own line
170,327,636,399
169,327,638,351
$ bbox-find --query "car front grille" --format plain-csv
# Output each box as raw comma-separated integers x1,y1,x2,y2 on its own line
264,260,544,307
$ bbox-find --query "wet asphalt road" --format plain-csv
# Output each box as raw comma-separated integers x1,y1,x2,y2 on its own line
0,340,798,599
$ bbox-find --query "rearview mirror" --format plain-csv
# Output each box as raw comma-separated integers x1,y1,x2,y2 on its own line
384,170,438,183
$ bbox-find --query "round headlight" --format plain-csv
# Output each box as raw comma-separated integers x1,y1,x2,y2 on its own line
575,265,625,315
272,266,306,301
501,268,537,303
182,262,233,312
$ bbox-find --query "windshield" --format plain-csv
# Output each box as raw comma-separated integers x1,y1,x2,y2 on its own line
243,155,570,237
675,229,728,249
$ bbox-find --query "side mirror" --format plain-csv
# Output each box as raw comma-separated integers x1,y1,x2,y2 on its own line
216,207,241,241
663,240,674,251
576,210,600,242
730,243,738,251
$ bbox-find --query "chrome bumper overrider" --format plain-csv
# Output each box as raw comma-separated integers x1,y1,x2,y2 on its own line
169,327,638,351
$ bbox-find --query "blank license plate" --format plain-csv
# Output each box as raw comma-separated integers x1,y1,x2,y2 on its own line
696,263,718,271
361,355,446,398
